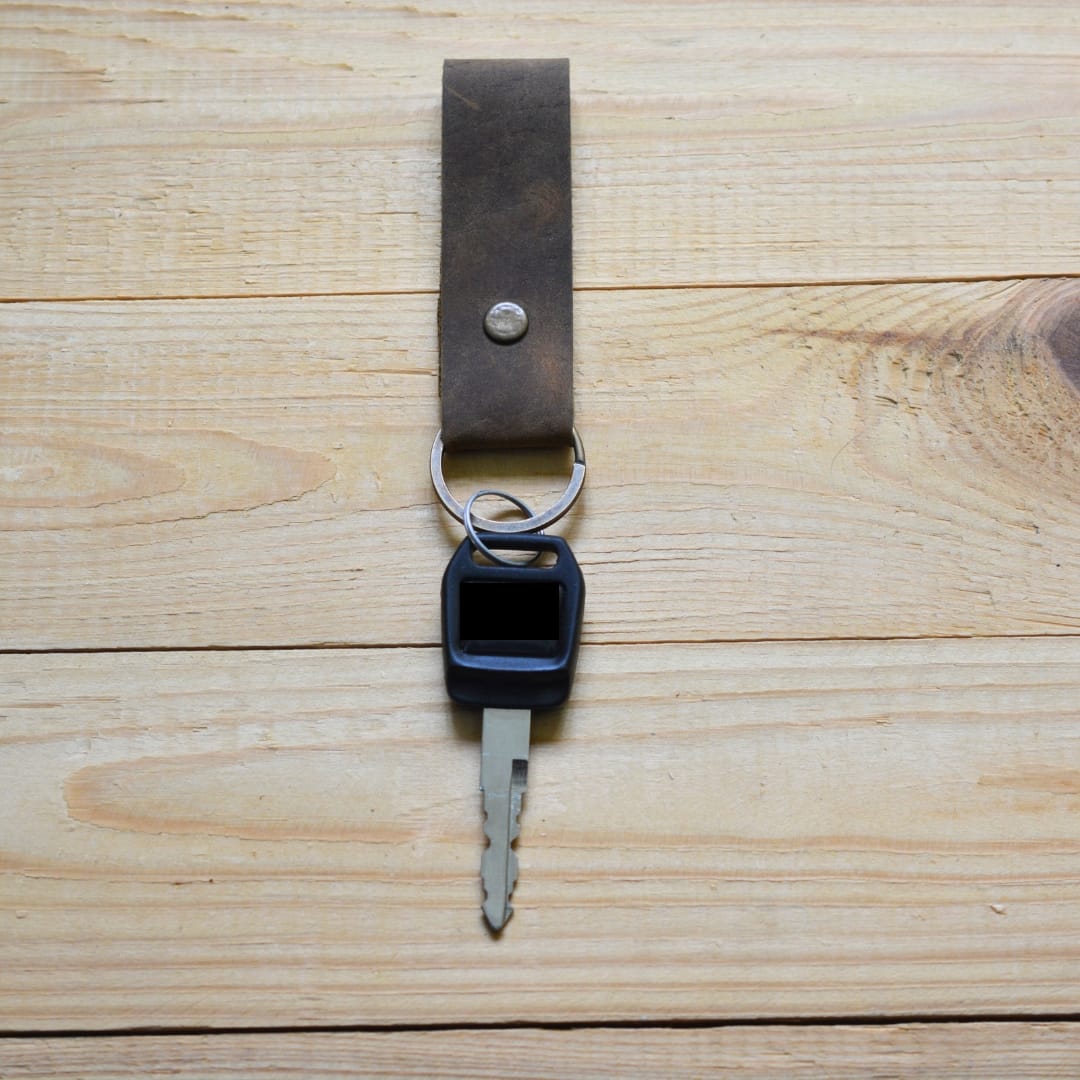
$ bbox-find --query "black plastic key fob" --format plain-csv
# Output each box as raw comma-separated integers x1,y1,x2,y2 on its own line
441,532,585,711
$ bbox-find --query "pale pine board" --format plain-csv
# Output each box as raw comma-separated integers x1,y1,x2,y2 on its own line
3,279,1079,649
4,1024,1080,1079
1,1,1078,299
3,638,1080,1028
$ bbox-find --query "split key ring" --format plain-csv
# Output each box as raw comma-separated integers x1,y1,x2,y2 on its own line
429,427,586,533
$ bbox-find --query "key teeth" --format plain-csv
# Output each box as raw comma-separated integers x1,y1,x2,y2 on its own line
481,793,522,931
481,845,519,930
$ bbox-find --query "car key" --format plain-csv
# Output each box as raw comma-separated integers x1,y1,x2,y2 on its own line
442,531,585,929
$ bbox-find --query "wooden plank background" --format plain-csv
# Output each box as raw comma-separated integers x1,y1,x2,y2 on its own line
2,1,1080,1075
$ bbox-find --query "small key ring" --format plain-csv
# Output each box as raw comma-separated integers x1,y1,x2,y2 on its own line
464,490,544,567
430,428,586,533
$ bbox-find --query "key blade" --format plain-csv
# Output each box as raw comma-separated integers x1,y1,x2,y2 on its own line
481,762,526,929
480,791,521,930
480,708,531,931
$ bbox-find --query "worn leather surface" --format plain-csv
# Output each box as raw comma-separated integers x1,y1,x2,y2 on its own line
440,59,574,451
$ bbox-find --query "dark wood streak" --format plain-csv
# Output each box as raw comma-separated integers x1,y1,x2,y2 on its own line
1045,298,1080,393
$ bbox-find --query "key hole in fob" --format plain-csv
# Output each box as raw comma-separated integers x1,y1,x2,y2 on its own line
471,547,558,568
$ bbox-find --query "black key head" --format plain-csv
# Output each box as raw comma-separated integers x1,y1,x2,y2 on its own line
441,533,585,710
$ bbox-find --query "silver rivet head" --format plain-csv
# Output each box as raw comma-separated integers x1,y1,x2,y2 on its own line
483,301,529,344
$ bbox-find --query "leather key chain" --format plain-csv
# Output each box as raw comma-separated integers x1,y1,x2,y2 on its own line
430,59,586,931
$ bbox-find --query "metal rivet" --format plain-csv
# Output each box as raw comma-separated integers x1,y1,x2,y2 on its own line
483,301,529,344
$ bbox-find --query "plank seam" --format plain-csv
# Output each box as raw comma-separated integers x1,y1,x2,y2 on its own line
0,270,1077,305
2,631,1079,657
4,1013,1080,1040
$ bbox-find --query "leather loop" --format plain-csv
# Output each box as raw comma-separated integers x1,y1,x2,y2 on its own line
440,59,574,451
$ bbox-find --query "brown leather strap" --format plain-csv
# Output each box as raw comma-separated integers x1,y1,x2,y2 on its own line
440,59,573,451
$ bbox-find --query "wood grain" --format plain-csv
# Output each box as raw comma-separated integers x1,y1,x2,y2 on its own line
2,1,1078,299
4,1023,1080,1079
3,278,1079,649
3,638,1080,1029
